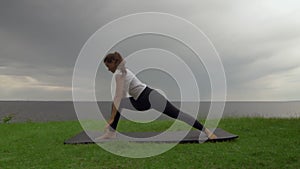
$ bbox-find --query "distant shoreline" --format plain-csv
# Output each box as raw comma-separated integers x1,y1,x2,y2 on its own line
1,100,300,102
0,101,299,122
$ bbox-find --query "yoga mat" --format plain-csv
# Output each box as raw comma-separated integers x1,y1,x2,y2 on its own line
64,128,238,144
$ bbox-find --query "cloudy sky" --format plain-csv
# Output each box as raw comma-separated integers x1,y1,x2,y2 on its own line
1,0,300,101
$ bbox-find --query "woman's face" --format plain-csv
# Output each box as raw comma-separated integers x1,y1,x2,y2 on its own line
105,61,117,73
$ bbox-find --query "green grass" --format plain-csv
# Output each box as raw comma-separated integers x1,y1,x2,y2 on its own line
0,118,299,169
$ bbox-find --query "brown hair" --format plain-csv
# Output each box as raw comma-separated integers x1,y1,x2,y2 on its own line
104,52,126,73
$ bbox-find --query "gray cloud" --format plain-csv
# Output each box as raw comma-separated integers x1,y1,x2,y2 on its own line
0,0,300,100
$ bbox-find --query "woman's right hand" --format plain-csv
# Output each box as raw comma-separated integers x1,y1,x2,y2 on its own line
104,123,110,132
104,119,114,132
95,130,116,140
94,120,117,140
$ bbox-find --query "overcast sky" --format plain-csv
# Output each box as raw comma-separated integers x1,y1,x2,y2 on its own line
1,0,300,101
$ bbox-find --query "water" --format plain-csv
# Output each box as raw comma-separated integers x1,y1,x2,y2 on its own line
0,101,299,123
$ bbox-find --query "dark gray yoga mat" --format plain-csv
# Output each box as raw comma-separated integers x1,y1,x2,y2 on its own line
64,128,238,144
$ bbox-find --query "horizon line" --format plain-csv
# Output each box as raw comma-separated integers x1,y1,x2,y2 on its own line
0,100,300,102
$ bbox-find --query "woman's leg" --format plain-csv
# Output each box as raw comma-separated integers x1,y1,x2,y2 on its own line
109,98,133,131
148,89,204,131
109,89,152,131
109,106,121,131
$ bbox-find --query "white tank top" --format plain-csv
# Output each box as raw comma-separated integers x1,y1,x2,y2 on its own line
113,68,147,100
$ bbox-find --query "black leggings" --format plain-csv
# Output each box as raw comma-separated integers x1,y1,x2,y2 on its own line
110,87,204,131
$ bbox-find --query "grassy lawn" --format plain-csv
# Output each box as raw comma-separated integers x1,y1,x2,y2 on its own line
0,118,299,169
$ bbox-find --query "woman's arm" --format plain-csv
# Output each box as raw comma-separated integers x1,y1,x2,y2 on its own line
108,74,124,125
108,102,118,124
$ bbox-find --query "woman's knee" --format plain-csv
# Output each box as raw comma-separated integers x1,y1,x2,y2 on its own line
149,90,169,112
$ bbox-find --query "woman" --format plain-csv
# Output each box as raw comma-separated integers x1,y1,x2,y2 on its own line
97,52,217,140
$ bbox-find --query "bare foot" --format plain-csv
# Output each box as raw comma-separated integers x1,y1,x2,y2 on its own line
208,133,218,140
95,131,116,140
204,128,218,140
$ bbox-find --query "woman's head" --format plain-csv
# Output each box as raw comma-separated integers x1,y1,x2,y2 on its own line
103,52,126,73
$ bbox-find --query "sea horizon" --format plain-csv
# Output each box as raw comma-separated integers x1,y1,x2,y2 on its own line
0,100,299,123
